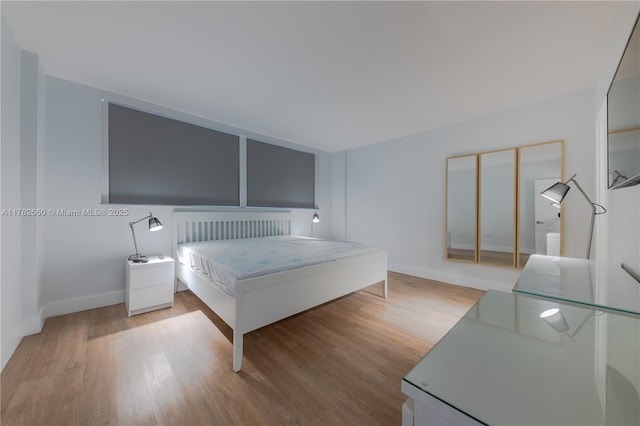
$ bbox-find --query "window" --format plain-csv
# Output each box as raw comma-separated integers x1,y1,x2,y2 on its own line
247,139,315,208
108,103,239,206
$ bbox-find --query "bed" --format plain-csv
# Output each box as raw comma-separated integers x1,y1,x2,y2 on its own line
172,211,388,372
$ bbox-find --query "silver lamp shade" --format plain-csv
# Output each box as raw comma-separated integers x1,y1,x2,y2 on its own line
149,216,163,231
540,182,570,206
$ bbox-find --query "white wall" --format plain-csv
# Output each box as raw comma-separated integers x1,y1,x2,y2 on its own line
41,76,333,315
333,89,596,292
20,49,46,335
1,18,24,370
330,151,347,240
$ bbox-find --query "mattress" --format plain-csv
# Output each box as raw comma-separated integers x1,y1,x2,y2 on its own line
177,235,381,297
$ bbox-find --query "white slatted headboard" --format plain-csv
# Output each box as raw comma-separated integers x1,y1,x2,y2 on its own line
173,210,292,257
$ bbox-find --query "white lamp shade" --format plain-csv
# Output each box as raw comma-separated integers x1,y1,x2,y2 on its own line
540,308,570,333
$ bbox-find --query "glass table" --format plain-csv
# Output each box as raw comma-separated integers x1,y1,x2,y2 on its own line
513,254,640,316
402,290,640,425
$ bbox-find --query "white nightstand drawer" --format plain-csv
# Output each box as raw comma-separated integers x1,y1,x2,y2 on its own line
129,265,172,290
125,256,175,316
128,282,173,312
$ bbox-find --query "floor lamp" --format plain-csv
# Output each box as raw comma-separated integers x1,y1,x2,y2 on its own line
540,174,606,259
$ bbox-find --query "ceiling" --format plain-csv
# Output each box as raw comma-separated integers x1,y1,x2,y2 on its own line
1,1,622,152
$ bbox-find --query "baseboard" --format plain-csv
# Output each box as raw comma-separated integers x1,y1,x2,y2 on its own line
388,262,516,293
176,278,189,292
479,244,516,253
449,243,475,250
45,289,125,318
451,246,536,255
1,322,23,372
22,306,45,336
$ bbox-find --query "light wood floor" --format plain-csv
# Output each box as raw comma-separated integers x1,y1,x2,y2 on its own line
1,272,484,426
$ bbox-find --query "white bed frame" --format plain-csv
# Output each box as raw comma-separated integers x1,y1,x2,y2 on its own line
172,210,387,372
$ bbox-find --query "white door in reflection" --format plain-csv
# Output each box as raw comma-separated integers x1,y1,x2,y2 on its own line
534,178,561,255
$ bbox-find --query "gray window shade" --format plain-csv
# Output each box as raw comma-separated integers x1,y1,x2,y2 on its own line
247,139,315,208
108,103,239,206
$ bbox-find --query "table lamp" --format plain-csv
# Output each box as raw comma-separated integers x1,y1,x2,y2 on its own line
128,212,163,263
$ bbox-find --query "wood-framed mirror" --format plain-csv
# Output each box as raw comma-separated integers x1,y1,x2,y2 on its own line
445,140,564,269
479,149,517,267
446,154,478,263
607,12,640,189
517,140,564,268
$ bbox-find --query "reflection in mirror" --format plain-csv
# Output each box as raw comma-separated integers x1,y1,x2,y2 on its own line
518,141,564,268
479,149,516,267
608,13,640,189
609,128,640,188
446,155,477,262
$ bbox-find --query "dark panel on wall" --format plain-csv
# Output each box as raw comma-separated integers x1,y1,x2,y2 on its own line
247,139,315,208
109,103,239,205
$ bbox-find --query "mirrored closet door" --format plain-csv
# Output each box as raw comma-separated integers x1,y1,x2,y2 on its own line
445,140,564,269
479,149,517,267
517,141,564,267
446,155,478,262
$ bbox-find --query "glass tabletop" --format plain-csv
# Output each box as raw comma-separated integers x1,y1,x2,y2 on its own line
403,290,640,426
513,254,640,316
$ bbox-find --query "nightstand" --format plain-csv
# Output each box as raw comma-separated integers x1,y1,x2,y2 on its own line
125,255,175,316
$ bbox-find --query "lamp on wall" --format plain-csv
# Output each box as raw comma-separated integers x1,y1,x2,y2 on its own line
540,173,606,259
128,212,163,263
310,209,320,238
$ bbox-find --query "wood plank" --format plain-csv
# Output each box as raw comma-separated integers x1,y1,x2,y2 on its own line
1,272,483,425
